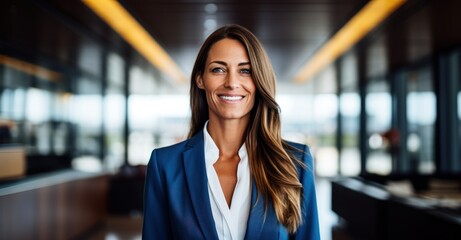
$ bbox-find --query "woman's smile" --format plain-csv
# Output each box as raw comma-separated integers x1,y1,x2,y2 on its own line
219,94,244,102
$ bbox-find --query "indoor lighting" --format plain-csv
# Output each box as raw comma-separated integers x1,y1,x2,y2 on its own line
0,55,61,81
293,0,406,83
82,0,186,83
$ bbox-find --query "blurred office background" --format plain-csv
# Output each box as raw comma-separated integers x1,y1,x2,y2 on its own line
1,0,461,239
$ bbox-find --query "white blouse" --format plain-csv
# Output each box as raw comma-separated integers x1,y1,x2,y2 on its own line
203,123,251,240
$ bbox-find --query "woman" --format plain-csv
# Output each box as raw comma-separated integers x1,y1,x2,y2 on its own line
143,24,320,240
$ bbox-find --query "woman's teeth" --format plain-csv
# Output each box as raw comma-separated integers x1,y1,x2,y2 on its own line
220,95,243,101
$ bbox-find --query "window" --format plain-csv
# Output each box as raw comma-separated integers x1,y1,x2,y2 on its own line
71,76,102,159
104,52,126,172
406,67,436,174
338,52,361,176
339,92,361,175
366,79,392,175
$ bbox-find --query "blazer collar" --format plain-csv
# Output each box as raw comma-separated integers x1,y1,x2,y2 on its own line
182,132,219,240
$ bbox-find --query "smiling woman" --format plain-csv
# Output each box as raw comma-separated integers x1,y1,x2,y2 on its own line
142,25,320,240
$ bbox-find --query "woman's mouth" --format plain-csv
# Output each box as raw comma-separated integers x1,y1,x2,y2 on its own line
219,95,244,101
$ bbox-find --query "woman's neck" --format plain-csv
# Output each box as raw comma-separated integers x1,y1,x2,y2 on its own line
207,117,248,157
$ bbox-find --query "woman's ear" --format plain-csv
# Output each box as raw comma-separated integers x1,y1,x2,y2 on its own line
196,75,204,89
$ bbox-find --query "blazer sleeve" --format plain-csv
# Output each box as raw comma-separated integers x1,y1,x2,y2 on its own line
142,149,172,239
294,144,321,240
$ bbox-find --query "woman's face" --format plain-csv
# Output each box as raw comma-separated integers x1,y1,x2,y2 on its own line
197,38,256,122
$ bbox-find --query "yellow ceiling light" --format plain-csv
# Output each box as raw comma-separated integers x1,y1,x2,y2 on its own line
82,0,186,83
0,55,61,81
293,0,406,83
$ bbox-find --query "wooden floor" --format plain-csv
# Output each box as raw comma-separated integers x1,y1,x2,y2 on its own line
85,215,143,240
85,178,336,240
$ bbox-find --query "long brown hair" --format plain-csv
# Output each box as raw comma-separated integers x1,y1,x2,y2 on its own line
188,24,303,233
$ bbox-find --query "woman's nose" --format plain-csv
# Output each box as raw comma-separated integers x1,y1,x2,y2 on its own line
224,72,239,89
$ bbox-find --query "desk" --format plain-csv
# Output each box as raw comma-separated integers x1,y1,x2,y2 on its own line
332,177,461,240
0,170,108,239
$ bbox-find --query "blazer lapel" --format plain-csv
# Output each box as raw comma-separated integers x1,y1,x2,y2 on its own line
245,181,284,240
244,181,265,240
182,133,218,240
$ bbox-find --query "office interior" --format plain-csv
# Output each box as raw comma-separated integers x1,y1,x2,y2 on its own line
1,0,461,239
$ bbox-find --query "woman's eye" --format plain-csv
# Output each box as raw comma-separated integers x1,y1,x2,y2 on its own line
211,67,224,73
240,69,252,74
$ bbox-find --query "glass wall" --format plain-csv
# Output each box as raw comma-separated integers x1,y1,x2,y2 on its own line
441,49,461,174
405,66,436,174
127,65,190,166
0,61,75,174
339,92,360,176
457,51,461,172
312,93,338,176
278,92,337,177
1,66,31,146
338,53,361,176
287,66,339,177
104,52,126,172
70,75,103,170
0,53,129,174
366,78,392,175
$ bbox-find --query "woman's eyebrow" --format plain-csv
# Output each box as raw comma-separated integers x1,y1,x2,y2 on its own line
208,60,227,66
208,61,251,66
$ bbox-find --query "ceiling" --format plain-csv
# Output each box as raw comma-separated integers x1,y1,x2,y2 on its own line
0,0,365,90
116,0,366,83
2,0,461,94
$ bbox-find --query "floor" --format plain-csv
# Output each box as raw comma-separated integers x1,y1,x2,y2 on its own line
86,178,337,240
316,177,339,240
85,216,143,240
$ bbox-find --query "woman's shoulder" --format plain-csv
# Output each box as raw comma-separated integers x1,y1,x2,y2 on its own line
283,140,311,155
147,138,190,173
283,140,314,167
151,138,190,157
284,140,305,151
150,132,203,162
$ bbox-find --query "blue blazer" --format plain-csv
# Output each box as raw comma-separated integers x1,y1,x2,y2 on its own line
142,131,320,240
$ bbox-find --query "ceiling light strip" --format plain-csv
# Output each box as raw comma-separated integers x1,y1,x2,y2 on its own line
293,0,406,83
0,55,61,81
82,0,186,83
